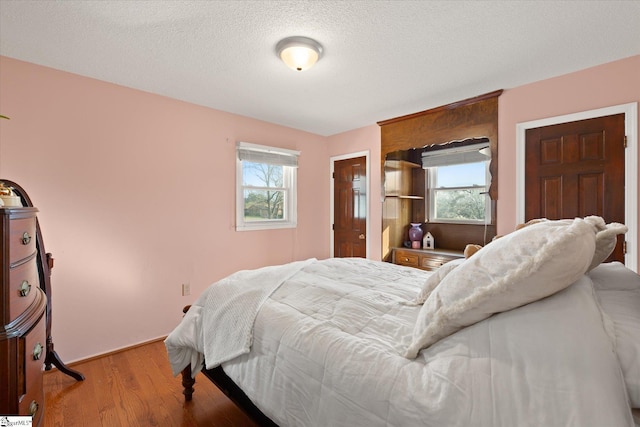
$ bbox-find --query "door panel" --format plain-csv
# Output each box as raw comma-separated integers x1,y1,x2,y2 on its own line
334,156,367,258
578,173,604,217
540,176,562,219
525,113,625,262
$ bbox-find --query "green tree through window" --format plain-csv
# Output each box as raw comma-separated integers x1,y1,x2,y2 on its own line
434,188,485,220
243,162,284,221
236,141,299,231
428,161,490,223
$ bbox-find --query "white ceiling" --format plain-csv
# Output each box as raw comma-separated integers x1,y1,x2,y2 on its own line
1,1,639,136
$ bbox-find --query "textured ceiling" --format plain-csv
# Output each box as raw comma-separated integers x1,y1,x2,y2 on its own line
1,1,639,136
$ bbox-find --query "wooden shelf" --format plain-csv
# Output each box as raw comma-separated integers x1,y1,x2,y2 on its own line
384,159,424,202
384,159,421,168
384,194,424,199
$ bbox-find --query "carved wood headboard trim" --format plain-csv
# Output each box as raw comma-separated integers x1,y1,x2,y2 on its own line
377,89,503,126
379,89,502,201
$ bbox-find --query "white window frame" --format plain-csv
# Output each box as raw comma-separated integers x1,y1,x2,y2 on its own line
236,141,299,231
427,161,492,224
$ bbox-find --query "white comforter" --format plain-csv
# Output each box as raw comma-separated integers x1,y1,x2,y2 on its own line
165,258,315,376
166,257,634,427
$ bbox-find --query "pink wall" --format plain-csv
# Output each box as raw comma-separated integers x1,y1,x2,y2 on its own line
0,57,329,362
498,55,640,267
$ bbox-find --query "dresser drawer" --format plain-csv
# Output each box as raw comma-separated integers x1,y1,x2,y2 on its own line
18,312,46,425
9,217,37,265
394,250,420,267
9,258,39,321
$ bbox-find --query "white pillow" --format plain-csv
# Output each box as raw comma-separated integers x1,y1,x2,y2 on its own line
404,217,598,358
516,217,626,271
410,217,624,307
411,258,466,305
588,219,628,271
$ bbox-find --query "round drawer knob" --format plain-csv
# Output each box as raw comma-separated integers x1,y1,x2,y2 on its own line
29,400,39,417
19,280,31,297
33,342,43,360
22,231,32,245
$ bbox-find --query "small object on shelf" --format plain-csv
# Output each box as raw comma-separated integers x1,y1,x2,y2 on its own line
424,232,434,250
409,223,423,249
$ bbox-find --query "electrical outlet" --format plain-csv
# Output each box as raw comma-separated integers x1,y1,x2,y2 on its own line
181,283,191,296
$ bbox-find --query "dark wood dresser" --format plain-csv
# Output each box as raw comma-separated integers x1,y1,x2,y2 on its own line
0,207,47,425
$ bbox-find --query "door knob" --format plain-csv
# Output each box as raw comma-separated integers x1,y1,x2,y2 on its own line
358,234,365,240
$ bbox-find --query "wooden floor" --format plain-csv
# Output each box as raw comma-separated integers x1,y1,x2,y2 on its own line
44,340,258,426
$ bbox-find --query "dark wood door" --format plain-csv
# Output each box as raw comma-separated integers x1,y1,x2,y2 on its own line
334,156,367,258
525,113,626,262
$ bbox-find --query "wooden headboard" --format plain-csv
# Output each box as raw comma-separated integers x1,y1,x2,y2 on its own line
378,90,502,260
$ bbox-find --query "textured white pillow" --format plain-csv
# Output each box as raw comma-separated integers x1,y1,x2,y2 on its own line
588,219,628,271
514,216,626,272
411,258,466,305
410,217,624,306
404,217,598,358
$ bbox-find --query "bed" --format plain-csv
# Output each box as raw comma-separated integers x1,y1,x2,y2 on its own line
165,217,640,426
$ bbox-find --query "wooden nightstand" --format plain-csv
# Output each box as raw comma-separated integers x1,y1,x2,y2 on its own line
392,247,464,271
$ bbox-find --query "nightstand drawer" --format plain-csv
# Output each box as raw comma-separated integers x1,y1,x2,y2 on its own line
394,250,419,267
420,257,448,270
392,248,464,271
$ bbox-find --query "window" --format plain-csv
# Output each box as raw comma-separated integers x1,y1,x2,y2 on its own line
422,143,491,224
236,142,299,231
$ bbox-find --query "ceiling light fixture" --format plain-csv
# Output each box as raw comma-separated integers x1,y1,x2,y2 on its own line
276,36,323,72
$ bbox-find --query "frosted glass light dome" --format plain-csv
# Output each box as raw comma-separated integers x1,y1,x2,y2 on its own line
276,36,323,71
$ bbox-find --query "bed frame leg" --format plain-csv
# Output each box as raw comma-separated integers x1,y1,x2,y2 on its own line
181,364,195,401
180,305,196,401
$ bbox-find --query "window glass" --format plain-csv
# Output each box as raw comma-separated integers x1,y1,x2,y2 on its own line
436,163,486,187
428,161,490,223
236,143,298,231
242,162,285,222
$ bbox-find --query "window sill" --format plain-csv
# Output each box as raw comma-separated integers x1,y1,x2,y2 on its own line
427,220,493,226
236,222,297,231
